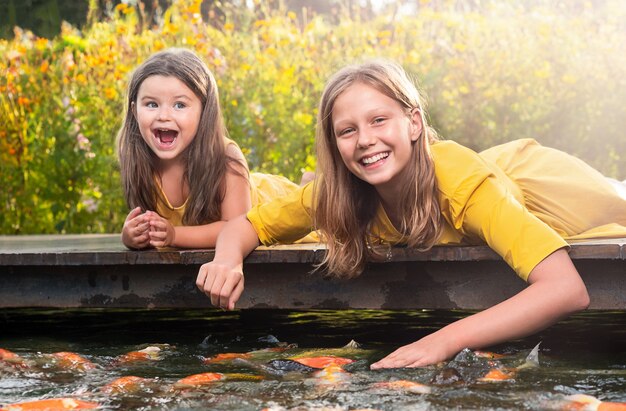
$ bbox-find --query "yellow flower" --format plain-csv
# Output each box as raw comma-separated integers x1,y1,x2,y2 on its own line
39,60,49,73
35,38,48,51
224,23,234,31
104,87,117,100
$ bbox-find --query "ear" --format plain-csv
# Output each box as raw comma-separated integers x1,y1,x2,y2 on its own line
409,108,423,142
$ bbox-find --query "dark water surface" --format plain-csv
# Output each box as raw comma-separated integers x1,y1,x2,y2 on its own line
1,309,625,410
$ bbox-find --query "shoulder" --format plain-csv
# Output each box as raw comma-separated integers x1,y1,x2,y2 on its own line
430,140,493,198
223,138,249,174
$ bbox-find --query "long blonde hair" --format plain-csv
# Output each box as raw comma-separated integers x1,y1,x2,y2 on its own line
117,48,245,225
314,60,442,278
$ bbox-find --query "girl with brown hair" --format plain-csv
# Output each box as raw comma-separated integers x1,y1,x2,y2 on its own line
118,48,305,249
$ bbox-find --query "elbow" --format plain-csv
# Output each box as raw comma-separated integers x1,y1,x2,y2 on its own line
569,282,590,313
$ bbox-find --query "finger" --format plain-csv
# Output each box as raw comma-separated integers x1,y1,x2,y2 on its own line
214,275,240,309
134,221,150,234
220,272,243,309
148,230,166,241
228,280,245,310
127,206,143,221
370,351,411,369
149,220,166,232
210,274,227,308
196,265,209,292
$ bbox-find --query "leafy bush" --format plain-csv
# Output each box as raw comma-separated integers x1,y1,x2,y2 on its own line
1,0,625,234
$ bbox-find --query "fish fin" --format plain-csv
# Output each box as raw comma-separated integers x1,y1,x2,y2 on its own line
518,342,541,370
343,340,361,349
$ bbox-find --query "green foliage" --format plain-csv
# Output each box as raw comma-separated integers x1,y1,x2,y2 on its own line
1,0,625,234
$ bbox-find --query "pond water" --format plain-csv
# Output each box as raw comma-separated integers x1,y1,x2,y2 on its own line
1,309,625,410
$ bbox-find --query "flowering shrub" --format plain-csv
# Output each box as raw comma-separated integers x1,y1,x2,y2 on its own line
1,0,625,234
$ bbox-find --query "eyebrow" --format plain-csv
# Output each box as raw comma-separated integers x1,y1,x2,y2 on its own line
138,94,194,101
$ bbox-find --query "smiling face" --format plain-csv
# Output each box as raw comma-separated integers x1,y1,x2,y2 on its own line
134,75,202,166
332,81,422,201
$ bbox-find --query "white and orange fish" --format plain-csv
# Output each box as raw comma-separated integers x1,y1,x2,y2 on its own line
113,346,162,365
473,350,508,359
0,398,99,410
372,379,432,394
312,364,351,385
551,394,626,411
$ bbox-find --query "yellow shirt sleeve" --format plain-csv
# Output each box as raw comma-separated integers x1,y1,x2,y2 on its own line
246,181,315,245
461,175,567,281
432,141,567,281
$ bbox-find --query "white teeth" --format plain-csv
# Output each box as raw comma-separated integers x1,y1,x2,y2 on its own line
362,152,389,165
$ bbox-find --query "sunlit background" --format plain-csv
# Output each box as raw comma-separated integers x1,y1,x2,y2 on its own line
1,0,625,234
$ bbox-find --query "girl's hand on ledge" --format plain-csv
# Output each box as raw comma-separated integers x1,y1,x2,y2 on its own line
146,211,175,248
121,207,151,250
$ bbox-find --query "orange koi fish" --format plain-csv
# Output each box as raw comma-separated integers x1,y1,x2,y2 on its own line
477,342,541,383
372,380,432,394
114,346,161,364
47,352,97,372
557,394,626,411
202,352,251,364
173,372,225,389
0,348,27,368
291,356,354,369
0,398,98,410
100,376,155,395
477,368,515,382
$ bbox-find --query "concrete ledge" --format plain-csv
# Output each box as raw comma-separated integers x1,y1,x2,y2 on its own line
0,235,624,310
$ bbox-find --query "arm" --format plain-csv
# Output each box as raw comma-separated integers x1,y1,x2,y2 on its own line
196,181,316,309
148,144,252,248
371,248,589,368
195,214,261,310
372,170,588,369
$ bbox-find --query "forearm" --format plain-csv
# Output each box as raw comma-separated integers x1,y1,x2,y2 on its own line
171,222,226,249
442,250,589,351
212,215,261,264
442,281,586,352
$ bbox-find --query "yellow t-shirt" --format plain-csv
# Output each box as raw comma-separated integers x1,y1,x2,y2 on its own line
247,139,626,281
155,172,301,227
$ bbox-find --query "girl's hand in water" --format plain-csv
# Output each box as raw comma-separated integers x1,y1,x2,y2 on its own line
370,331,459,369
146,211,175,247
121,207,151,249
196,260,244,310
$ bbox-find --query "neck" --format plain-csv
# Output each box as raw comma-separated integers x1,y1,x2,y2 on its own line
377,187,403,231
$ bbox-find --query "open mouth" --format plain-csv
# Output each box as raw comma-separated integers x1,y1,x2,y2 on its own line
361,152,389,166
154,129,178,146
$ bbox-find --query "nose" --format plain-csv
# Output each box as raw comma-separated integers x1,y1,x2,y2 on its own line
356,128,376,149
157,106,171,121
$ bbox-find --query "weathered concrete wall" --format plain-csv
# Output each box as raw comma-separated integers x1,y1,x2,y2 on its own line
0,235,624,309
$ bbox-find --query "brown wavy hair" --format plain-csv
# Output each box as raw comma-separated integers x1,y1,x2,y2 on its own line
314,60,442,278
117,48,245,225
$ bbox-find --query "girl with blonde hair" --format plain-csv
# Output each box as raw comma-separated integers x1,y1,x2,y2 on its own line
196,60,626,368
